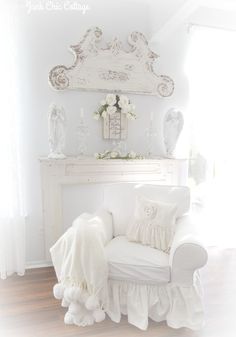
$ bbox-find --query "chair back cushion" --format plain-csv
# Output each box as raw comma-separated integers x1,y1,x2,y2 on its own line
103,183,190,236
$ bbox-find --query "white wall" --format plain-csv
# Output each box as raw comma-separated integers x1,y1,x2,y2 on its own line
14,0,190,265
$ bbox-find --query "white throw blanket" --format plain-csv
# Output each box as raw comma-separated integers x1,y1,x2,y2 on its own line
50,213,109,326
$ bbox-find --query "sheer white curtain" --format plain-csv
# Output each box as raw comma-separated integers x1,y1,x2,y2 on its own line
0,3,26,278
185,25,236,247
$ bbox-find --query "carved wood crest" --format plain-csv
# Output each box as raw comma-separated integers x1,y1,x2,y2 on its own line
49,27,174,97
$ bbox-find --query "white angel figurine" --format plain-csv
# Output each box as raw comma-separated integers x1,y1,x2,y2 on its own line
48,103,66,159
163,108,184,158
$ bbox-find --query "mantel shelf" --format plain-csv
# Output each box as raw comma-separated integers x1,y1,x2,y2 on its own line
39,156,188,163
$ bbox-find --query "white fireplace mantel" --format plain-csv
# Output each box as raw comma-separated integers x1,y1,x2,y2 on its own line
39,156,188,260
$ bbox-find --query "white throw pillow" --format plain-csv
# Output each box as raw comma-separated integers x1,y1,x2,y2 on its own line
126,195,177,252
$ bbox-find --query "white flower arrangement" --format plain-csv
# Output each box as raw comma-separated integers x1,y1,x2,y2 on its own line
94,94,136,120
94,150,144,160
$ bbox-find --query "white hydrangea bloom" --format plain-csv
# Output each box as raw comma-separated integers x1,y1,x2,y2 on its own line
110,151,118,158
118,95,129,108
121,104,130,114
129,151,136,159
107,106,117,115
106,94,116,106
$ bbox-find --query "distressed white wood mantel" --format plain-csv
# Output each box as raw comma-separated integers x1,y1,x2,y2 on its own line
39,156,188,260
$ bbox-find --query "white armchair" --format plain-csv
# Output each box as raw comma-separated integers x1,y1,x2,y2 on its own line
51,183,208,331
97,183,208,330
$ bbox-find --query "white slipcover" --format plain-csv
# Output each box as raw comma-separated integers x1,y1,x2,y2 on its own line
51,184,207,331
106,236,170,283
102,184,207,330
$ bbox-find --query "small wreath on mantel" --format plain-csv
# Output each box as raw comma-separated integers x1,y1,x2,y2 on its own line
94,150,144,160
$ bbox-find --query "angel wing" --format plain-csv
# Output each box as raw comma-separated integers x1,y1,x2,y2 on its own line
163,108,184,157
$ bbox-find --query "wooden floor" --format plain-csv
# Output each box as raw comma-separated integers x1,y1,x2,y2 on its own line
1,247,236,337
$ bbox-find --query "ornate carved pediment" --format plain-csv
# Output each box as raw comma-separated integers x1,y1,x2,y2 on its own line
49,27,174,97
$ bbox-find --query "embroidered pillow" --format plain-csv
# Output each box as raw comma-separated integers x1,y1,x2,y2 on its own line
126,195,177,252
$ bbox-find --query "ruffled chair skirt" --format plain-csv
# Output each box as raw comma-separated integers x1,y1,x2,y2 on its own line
106,273,204,330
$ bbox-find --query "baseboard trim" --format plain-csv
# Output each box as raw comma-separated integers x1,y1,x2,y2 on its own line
26,261,53,269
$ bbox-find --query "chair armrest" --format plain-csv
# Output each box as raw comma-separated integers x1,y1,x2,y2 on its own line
93,208,114,245
169,214,208,285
